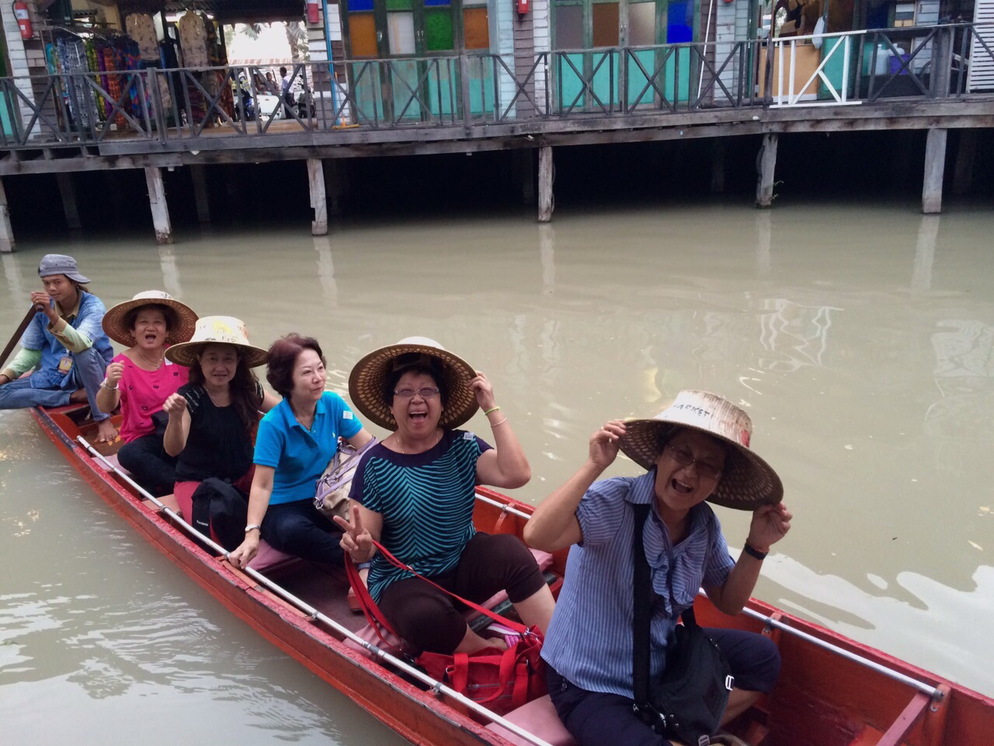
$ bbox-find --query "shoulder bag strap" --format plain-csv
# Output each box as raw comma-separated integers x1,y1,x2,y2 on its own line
372,538,530,634
631,503,652,708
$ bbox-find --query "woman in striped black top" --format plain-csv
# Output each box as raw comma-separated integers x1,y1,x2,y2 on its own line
337,337,555,655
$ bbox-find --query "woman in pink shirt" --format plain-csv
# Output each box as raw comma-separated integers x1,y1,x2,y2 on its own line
96,291,198,496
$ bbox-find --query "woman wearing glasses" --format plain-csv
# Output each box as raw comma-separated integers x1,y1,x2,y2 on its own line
525,391,792,746
229,333,374,569
335,337,555,655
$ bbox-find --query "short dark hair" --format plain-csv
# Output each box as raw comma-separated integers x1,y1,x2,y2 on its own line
266,334,325,399
123,303,175,332
382,353,448,409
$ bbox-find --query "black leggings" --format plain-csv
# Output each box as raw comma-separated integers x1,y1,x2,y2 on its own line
378,532,546,654
118,433,177,497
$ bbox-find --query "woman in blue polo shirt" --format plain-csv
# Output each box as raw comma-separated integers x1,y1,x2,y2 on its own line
229,334,374,569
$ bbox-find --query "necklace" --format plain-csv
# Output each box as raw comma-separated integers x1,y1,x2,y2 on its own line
291,404,315,431
136,348,164,370
393,430,442,455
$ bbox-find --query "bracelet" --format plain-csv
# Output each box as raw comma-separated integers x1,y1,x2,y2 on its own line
244,524,262,534
743,543,768,561
483,405,501,415
491,417,508,427
100,380,118,391
356,561,373,571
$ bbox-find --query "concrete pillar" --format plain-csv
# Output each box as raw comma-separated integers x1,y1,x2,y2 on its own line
711,138,726,195
755,133,778,208
951,129,976,196
538,146,554,223
144,166,173,245
922,128,947,215
307,158,328,236
0,178,14,253
56,173,82,230
190,165,211,224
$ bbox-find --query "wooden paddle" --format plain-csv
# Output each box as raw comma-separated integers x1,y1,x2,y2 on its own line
0,305,40,374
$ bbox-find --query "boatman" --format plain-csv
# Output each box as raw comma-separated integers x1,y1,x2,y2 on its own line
0,254,117,442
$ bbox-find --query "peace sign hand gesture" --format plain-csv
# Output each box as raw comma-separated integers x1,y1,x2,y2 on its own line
334,505,376,564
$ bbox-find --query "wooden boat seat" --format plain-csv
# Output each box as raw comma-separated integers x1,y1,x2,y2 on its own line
485,694,576,746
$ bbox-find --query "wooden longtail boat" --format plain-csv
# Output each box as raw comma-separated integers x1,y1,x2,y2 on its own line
33,402,994,746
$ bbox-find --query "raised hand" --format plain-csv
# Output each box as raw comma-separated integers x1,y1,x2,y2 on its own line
747,502,793,552
589,420,626,470
334,504,375,563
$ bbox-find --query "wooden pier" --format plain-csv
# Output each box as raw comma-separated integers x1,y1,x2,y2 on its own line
1,22,992,249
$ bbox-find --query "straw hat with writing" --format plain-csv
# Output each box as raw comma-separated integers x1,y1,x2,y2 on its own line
164,316,268,368
349,337,479,431
102,290,198,346
619,390,783,510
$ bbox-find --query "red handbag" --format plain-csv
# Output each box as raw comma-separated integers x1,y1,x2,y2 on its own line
345,543,547,715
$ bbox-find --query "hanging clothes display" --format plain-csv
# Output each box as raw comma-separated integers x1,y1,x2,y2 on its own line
178,10,209,68
126,13,158,62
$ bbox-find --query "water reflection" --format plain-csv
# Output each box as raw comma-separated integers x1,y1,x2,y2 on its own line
3,204,994,744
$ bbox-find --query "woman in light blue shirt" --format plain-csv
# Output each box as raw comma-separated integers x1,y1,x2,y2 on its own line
525,390,793,746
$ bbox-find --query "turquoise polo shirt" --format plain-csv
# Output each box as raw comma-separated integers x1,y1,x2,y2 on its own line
254,391,363,505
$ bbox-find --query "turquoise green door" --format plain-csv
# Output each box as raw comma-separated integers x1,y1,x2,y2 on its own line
343,0,493,122
552,0,691,112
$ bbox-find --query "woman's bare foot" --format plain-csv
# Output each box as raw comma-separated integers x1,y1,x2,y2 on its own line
95,419,118,444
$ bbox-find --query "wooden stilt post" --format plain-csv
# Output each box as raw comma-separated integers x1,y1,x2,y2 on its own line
755,133,778,208
307,158,328,236
144,166,173,245
190,165,211,224
0,177,14,253
711,138,726,195
922,128,947,215
951,129,976,197
56,173,82,230
538,146,554,223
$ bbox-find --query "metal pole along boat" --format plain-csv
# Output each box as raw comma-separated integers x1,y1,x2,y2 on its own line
32,402,994,746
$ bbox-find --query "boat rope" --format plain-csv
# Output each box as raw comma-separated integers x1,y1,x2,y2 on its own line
75,435,556,746
739,605,944,701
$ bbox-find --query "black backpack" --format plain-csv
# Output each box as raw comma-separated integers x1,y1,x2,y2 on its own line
190,477,249,551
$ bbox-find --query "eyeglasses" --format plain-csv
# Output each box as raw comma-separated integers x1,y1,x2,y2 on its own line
393,387,440,400
664,445,722,480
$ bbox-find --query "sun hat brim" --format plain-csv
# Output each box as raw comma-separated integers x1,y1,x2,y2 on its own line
165,340,269,369
619,419,783,511
349,341,479,431
102,295,198,347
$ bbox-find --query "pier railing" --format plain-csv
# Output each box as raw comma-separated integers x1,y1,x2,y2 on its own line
0,22,990,150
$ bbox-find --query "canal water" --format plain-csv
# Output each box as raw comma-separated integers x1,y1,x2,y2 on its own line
2,201,993,744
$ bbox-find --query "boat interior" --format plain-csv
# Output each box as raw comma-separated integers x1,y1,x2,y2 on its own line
40,401,992,746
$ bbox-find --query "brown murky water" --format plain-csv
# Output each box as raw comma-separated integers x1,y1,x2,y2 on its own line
2,201,993,743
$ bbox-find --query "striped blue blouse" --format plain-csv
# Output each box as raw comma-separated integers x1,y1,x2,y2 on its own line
351,429,491,602
540,469,734,698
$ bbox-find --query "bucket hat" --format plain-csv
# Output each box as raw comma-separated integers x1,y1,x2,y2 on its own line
102,291,198,347
38,254,90,284
619,390,783,510
349,337,478,431
164,316,268,368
